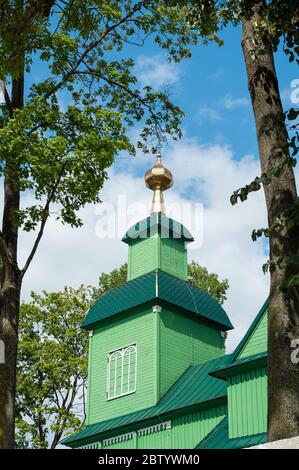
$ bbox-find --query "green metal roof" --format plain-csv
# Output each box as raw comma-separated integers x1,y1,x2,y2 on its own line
122,213,194,244
62,354,232,447
209,352,267,380
196,417,267,449
82,270,233,331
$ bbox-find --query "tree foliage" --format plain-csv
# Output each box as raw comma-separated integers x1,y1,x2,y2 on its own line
0,1,201,447
170,0,299,287
188,260,228,304
94,263,128,298
15,286,91,449
0,0,200,247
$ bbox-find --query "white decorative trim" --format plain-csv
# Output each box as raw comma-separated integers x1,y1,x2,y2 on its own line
152,305,162,313
107,344,137,400
103,432,134,447
137,420,171,437
79,442,99,449
78,420,172,449
155,269,159,297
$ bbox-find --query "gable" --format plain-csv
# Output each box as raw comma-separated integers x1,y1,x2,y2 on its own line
228,299,268,362
237,307,267,360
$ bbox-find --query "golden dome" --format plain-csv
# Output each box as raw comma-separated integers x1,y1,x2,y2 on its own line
144,154,173,214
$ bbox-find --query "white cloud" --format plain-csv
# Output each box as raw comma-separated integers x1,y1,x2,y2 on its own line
280,83,299,107
161,140,269,351
220,94,250,110
134,54,180,89
197,94,250,125
197,105,223,122
16,137,272,355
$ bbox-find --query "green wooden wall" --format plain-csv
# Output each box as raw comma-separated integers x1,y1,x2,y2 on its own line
160,238,188,280
159,308,225,399
87,306,225,425
127,237,158,280
137,428,172,449
227,367,267,438
91,403,227,450
127,235,188,281
87,308,158,425
169,403,226,449
237,310,267,359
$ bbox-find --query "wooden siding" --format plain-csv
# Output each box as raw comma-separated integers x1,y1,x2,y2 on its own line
127,235,188,281
159,308,225,399
137,428,172,449
128,237,158,281
86,334,93,423
160,238,188,280
171,404,227,449
87,308,157,425
228,367,267,438
99,404,226,449
238,311,267,359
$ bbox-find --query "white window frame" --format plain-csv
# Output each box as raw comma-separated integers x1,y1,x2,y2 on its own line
106,344,137,400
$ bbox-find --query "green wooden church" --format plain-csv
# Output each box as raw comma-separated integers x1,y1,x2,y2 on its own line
62,155,268,449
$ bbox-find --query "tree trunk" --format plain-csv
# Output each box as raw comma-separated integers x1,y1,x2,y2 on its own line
0,272,21,448
242,1,299,441
0,75,24,448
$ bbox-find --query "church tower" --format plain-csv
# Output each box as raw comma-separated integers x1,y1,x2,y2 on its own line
82,154,233,427
62,154,271,450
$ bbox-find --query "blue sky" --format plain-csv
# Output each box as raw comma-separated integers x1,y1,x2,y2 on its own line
119,23,297,158
13,21,298,352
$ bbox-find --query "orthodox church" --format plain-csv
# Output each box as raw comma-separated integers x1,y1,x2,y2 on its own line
62,155,268,449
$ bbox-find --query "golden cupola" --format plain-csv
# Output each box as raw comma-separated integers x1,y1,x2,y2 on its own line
144,153,173,214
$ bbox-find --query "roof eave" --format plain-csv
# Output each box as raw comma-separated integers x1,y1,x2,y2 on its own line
209,352,267,380
81,297,233,332
61,394,227,447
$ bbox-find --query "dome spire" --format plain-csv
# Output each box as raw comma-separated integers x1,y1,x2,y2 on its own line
144,152,173,214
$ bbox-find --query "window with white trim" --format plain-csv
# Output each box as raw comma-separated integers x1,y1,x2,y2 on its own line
107,344,137,400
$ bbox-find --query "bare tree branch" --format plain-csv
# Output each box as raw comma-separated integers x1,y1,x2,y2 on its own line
52,377,78,449
20,161,67,277
43,0,152,101
77,63,158,121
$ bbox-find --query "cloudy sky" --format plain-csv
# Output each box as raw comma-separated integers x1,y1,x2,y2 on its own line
8,22,299,353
